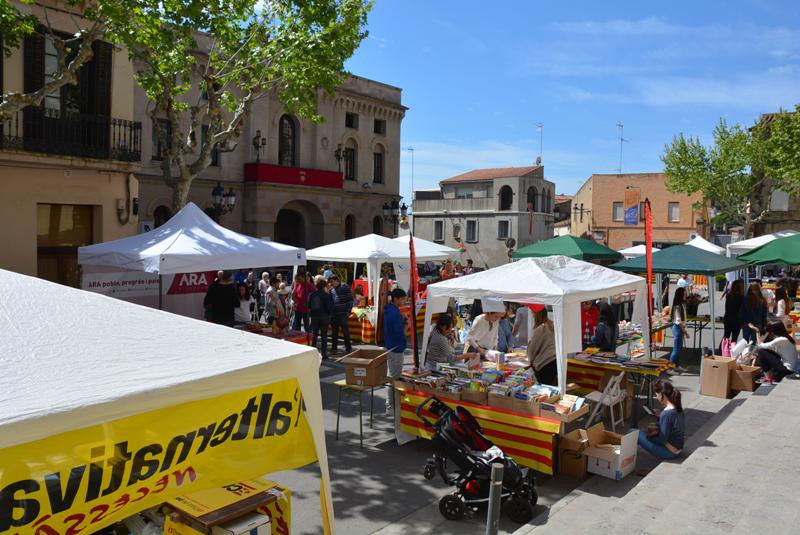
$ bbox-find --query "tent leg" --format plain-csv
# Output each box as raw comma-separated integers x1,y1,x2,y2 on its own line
158,275,163,310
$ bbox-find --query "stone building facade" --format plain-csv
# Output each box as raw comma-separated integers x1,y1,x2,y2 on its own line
136,75,406,249
413,166,555,269
0,4,141,286
571,173,706,251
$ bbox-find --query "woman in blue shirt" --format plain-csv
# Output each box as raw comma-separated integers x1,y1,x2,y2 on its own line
638,380,685,460
590,302,618,351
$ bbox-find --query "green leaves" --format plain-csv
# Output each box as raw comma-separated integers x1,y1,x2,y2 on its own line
661,109,800,234
1,0,40,56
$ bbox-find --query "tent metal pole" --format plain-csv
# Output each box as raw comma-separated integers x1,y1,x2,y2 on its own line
158,274,163,310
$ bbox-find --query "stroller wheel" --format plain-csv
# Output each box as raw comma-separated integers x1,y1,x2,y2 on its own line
504,496,534,524
423,463,436,480
439,494,466,521
528,487,539,507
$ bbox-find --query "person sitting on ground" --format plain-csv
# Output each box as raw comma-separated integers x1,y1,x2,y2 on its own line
590,302,618,351
637,379,685,460
234,282,256,324
424,313,474,371
526,307,557,386
748,319,797,384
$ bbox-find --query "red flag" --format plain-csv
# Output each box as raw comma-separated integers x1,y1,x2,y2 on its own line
644,198,654,350
409,233,420,369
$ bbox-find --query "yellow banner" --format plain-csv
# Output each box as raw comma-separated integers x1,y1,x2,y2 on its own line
0,379,316,535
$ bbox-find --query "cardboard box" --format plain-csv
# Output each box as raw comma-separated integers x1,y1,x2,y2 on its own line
488,393,515,411
558,425,596,478
539,403,589,424
255,480,292,535
730,364,761,392
461,390,488,405
701,356,736,398
211,513,270,535
512,394,559,416
435,388,462,401
583,426,638,480
341,348,389,386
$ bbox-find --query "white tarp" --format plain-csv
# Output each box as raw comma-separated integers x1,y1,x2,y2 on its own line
0,268,334,530
686,235,724,255
78,202,305,274
307,234,451,300
726,229,799,256
618,244,660,259
421,256,649,394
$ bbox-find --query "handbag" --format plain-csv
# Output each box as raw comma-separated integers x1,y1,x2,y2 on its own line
720,338,732,357
730,338,748,358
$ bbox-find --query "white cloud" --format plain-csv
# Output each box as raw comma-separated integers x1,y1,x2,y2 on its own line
550,17,680,36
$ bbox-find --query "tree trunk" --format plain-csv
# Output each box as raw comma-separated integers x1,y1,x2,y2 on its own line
171,176,192,213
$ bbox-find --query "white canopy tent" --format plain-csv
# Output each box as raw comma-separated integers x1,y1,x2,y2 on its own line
421,256,649,394
306,233,452,300
618,244,660,259
78,202,305,310
726,230,799,256
0,269,334,532
686,235,724,255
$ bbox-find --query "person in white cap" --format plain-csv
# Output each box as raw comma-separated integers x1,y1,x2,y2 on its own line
464,298,505,357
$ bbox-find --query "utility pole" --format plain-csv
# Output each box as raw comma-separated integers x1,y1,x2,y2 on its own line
536,123,544,164
616,122,627,174
407,146,415,233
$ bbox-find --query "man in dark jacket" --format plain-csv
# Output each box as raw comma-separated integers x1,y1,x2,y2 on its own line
329,274,354,354
383,288,408,414
308,276,334,359
203,270,239,326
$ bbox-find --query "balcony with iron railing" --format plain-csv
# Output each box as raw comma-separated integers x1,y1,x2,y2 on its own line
1,108,141,162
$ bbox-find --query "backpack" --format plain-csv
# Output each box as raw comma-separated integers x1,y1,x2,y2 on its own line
308,291,324,315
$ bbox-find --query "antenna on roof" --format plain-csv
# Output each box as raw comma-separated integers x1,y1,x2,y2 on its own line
616,122,627,174
536,123,544,165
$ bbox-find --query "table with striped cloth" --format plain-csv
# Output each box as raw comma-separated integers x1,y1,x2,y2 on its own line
338,305,434,345
567,358,673,393
397,388,561,475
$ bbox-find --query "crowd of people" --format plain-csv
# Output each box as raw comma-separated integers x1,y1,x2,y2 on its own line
202,266,356,360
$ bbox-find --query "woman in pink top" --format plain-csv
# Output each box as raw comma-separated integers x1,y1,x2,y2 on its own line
292,272,315,332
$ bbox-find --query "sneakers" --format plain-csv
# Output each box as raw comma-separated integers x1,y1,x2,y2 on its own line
674,365,689,374
756,376,774,385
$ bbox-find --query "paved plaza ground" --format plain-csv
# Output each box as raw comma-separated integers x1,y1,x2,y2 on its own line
272,324,799,534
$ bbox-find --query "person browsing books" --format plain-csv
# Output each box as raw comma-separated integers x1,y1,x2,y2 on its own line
637,380,685,460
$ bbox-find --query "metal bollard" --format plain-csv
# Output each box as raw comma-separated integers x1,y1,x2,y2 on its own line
486,462,504,535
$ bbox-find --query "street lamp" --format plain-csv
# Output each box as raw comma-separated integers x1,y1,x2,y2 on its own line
334,143,343,172
212,181,236,220
252,130,266,162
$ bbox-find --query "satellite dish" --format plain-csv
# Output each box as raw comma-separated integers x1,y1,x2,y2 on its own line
505,237,516,249
535,156,542,165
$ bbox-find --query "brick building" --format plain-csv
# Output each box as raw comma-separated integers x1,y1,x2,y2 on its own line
571,173,706,251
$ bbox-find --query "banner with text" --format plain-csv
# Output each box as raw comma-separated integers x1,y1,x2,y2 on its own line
0,379,317,535
624,189,640,226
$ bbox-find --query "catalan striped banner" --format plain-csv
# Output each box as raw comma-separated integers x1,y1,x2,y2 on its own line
567,359,674,393
398,389,561,475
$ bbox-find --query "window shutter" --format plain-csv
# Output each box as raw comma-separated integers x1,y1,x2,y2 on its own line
23,31,45,151
91,40,113,117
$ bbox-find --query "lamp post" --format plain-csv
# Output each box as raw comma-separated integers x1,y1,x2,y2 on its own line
252,130,266,162
334,143,343,172
211,181,236,222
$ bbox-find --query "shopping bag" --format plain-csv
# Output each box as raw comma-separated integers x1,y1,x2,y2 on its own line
730,339,748,358
720,338,732,357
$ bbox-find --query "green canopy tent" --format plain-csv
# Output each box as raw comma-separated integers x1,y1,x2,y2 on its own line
512,235,622,262
738,233,800,265
611,244,748,373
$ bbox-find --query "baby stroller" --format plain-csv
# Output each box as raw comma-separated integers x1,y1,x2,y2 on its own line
417,396,538,523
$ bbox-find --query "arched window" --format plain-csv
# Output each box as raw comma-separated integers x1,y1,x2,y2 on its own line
499,185,513,211
345,214,356,239
153,205,172,228
372,215,383,235
344,138,358,180
526,186,537,212
278,114,297,167
373,144,385,184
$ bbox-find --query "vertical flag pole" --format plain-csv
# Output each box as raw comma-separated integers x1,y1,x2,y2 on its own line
409,233,420,369
645,198,654,359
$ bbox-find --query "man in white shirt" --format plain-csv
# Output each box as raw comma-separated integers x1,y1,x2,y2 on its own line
676,274,691,290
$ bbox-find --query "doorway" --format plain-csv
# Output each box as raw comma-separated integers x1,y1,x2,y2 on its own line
276,208,306,247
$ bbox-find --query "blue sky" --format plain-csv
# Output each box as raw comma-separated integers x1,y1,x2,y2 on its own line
344,0,800,206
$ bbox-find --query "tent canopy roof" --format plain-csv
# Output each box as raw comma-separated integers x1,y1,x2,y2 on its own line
618,244,660,258
511,235,621,261
686,235,724,254
306,233,451,262
0,269,318,448
78,202,305,274
427,255,645,305
738,233,800,265
393,234,460,258
727,230,799,256
611,244,747,275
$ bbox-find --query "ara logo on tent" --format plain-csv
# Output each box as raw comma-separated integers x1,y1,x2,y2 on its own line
167,272,216,295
